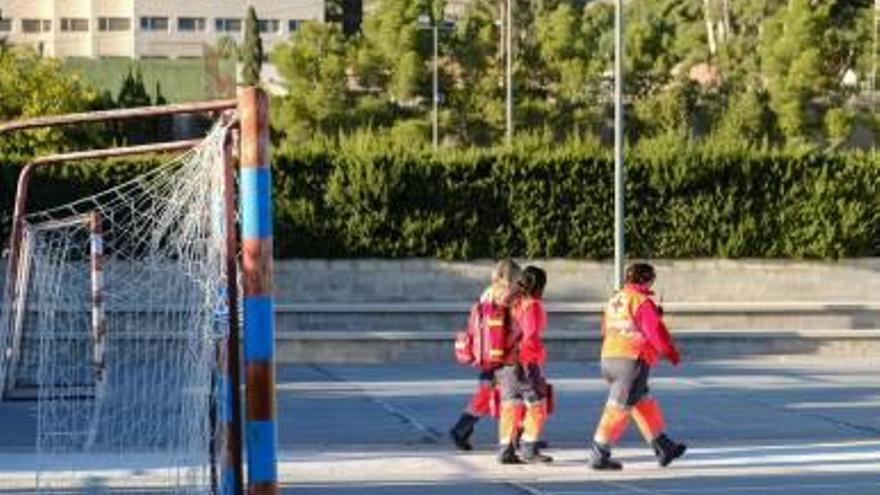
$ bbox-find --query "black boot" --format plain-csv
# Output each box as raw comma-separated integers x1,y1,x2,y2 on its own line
652,433,686,467
589,442,623,470
522,441,553,463
512,427,523,452
498,443,524,464
449,413,479,451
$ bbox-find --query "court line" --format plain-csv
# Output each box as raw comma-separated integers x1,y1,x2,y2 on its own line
547,479,880,495
308,364,443,443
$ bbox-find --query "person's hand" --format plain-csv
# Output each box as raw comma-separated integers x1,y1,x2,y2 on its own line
668,348,681,366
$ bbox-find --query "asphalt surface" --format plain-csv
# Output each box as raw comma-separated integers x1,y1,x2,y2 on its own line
1,357,878,494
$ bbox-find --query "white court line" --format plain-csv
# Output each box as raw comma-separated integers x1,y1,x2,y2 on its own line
548,480,880,495
601,480,666,495
683,439,880,455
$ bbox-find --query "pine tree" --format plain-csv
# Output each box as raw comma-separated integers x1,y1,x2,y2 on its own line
240,6,263,86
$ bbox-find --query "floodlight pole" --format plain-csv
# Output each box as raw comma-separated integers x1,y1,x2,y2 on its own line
613,0,625,289
505,0,513,144
432,20,440,149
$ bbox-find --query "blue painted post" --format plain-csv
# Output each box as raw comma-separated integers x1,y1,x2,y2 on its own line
238,86,278,495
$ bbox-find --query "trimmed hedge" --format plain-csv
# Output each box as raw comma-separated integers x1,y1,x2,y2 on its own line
2,147,880,259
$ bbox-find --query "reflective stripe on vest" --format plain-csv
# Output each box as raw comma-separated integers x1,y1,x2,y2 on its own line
601,287,648,359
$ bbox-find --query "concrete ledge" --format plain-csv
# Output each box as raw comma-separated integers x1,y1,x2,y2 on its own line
276,329,880,363
276,301,880,314
280,329,880,339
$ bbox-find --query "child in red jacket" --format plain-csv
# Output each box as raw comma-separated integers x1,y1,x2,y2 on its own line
588,262,686,470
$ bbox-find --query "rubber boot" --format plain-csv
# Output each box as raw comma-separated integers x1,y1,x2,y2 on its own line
522,441,553,463
449,413,479,451
588,442,623,471
652,433,686,467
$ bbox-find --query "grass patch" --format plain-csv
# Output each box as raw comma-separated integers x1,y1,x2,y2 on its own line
64,57,236,103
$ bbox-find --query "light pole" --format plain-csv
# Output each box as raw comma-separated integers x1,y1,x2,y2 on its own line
505,0,513,143
613,0,625,289
433,20,439,148
419,13,448,149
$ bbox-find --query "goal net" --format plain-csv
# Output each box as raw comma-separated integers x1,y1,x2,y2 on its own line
0,122,236,493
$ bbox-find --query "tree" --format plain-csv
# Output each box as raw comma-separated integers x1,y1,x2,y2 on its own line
713,88,777,147
445,1,505,145
115,67,153,144
759,0,831,142
0,45,99,156
534,3,599,138
153,81,173,142
354,0,428,103
271,22,350,142
240,6,263,86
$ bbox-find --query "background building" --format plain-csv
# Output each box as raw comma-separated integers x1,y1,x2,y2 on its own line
0,0,324,58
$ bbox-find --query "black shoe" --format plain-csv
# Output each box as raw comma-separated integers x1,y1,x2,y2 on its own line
589,442,623,471
652,433,686,467
449,413,479,451
512,427,523,452
498,444,525,464
522,441,553,463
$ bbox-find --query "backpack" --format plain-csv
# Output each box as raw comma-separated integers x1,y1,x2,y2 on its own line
454,300,513,369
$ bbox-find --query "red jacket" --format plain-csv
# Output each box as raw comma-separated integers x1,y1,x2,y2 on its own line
514,296,547,365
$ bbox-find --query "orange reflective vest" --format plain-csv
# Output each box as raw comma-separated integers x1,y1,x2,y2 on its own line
600,286,650,360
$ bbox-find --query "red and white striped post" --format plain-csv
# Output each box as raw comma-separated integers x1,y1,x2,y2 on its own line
84,210,106,451
237,86,278,495
88,211,106,382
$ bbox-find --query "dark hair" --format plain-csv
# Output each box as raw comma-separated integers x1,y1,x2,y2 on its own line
518,266,547,297
625,262,656,285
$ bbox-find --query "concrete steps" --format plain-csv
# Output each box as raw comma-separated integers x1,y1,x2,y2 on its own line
275,328,880,363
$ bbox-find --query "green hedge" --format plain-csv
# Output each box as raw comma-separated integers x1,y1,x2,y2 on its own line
3,147,880,259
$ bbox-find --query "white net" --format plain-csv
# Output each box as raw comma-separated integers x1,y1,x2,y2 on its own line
0,121,235,494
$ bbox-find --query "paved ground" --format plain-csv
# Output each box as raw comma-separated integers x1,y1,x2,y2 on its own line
1,356,878,494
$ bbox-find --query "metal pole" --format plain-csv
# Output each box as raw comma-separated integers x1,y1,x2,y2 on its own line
505,0,513,143
83,210,106,452
873,1,878,154
237,86,278,495
432,21,439,149
88,211,106,384
222,129,245,495
613,0,625,289
0,99,236,134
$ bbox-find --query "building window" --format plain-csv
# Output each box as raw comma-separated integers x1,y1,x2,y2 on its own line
258,19,280,34
288,20,302,32
140,17,169,32
215,18,242,33
178,17,206,32
0,19,12,32
98,17,131,32
60,18,90,32
21,19,51,33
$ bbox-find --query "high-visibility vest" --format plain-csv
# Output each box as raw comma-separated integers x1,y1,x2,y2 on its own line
600,286,649,360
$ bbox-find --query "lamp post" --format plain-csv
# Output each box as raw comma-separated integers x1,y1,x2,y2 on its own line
418,14,451,150
505,0,513,143
613,0,625,289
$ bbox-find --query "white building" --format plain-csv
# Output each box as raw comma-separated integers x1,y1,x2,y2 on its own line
0,0,323,58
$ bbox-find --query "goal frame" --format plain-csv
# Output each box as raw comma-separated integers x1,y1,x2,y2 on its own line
0,91,279,495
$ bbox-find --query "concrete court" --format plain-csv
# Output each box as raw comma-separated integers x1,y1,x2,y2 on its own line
1,357,879,494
